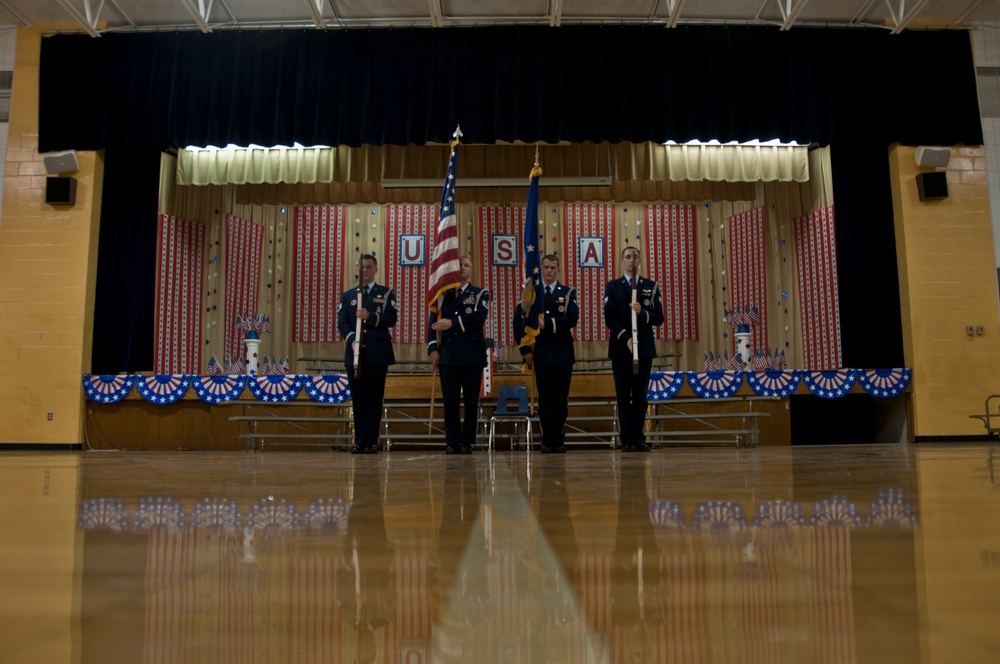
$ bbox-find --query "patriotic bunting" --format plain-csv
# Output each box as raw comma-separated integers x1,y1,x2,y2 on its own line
691,501,747,530
83,374,134,403
865,489,919,528
809,496,864,527
136,374,191,404
192,374,247,404
857,368,911,397
248,374,305,402
686,370,744,399
802,369,857,399
746,369,802,397
303,374,352,403
302,498,350,531
648,500,685,528
752,501,806,527
645,204,698,340
647,371,685,401
133,497,185,529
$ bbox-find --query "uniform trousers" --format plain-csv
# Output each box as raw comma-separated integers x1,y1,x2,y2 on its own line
439,364,482,450
347,364,388,449
611,356,653,448
534,362,573,448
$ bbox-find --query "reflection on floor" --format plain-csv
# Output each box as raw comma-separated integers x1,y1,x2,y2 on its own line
1,444,999,663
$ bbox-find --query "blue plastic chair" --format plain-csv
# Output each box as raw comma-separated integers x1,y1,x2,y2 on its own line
488,385,533,451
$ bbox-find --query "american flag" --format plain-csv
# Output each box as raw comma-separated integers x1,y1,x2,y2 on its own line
753,349,772,370
427,133,463,313
704,351,716,372
518,165,544,350
386,204,434,343
294,205,348,342
774,348,787,370
563,203,616,341
479,206,525,349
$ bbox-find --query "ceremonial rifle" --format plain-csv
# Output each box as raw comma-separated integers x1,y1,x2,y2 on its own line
631,266,640,375
354,260,365,379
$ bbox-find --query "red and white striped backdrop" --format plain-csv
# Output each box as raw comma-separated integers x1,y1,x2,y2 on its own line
294,205,349,342
224,214,264,362
562,204,616,341
728,206,769,354
795,204,842,369
659,552,709,664
385,205,435,344
739,541,780,664
291,557,342,664
155,214,204,374
145,529,197,664
645,204,699,340
389,554,432,659
577,555,612,632
479,206,525,350
811,528,856,664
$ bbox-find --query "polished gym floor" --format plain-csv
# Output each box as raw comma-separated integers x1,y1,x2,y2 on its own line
1,443,998,663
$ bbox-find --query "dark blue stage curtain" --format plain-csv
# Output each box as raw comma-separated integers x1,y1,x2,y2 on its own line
90,150,160,374
39,26,981,151
53,26,979,372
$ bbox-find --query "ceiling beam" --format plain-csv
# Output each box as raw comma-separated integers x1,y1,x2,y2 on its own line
178,0,214,33
54,0,104,37
956,0,990,24
778,0,811,30
551,0,563,27
428,0,441,27
304,0,326,28
665,0,687,28
105,0,136,28
850,0,880,25
887,0,932,34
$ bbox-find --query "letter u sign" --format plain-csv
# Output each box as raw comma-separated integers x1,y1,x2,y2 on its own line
399,234,426,266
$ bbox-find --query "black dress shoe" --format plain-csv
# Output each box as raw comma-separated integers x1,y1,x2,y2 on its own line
445,446,461,454
460,446,472,454
351,445,364,454
541,445,566,454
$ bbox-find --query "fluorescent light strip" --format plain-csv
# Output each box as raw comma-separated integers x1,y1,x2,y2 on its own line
382,176,612,188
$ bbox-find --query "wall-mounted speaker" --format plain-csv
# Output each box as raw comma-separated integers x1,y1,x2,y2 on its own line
42,150,79,174
914,146,951,168
916,171,948,201
45,176,77,205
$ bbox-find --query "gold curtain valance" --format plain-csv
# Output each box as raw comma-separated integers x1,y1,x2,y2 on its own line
176,141,811,187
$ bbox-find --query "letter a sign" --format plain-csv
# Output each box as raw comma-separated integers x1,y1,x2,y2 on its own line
577,236,604,268
399,234,426,266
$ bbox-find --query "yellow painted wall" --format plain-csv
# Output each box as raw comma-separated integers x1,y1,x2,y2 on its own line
0,26,103,445
889,145,1000,437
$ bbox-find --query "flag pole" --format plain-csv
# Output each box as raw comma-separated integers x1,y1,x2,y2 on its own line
632,260,640,375
428,292,442,434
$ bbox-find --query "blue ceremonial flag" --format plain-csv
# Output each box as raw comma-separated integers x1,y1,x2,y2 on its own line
518,164,544,350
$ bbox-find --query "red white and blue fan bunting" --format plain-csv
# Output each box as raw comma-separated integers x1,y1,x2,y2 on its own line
304,374,352,403
865,488,918,528
649,500,685,528
83,374,134,403
752,500,806,527
303,498,350,532
249,374,304,402
857,368,911,398
686,370,743,399
691,501,747,530
136,374,191,404
802,369,856,398
746,369,802,397
77,498,128,531
193,374,247,404
809,495,863,527
647,371,685,401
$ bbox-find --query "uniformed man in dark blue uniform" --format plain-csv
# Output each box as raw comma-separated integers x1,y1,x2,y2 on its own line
513,254,579,453
604,246,663,452
337,254,398,454
428,256,490,454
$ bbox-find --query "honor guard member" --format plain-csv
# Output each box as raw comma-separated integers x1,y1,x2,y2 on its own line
513,253,579,453
603,246,664,452
428,256,490,454
337,254,398,454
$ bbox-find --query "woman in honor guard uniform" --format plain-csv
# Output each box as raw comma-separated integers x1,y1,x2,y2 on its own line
428,256,490,454
604,246,664,452
513,254,579,453
337,254,398,454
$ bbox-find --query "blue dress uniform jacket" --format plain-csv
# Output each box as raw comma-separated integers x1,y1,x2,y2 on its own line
428,284,490,452
336,282,398,452
512,282,579,450
427,285,489,367
337,283,398,369
513,282,579,364
603,276,663,359
603,275,664,451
